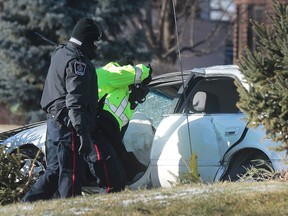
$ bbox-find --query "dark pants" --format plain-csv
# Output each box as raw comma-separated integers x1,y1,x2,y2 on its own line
22,116,83,202
87,130,127,192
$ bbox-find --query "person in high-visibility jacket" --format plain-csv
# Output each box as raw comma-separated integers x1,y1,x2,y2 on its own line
86,58,152,193
98,61,151,130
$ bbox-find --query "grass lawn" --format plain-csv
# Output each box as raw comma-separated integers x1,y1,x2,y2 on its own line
1,181,288,216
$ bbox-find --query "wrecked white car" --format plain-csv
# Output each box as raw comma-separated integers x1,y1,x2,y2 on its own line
1,65,287,190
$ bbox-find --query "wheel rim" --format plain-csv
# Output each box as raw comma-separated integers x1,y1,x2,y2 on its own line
20,157,45,177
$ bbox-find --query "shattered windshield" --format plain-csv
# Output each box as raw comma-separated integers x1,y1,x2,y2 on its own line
136,90,174,128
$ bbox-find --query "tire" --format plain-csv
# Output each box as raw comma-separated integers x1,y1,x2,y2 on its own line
222,151,273,182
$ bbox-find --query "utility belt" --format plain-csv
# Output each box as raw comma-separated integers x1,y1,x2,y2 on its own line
47,105,69,128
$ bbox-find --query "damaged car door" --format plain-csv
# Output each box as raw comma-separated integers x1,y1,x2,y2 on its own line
150,73,248,186
180,76,247,182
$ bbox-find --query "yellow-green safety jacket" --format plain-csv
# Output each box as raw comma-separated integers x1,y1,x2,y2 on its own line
96,62,151,130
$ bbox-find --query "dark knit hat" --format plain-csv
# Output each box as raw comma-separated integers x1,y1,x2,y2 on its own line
71,18,101,45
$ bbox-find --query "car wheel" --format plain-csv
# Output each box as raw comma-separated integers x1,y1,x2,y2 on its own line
222,151,272,182
14,147,46,179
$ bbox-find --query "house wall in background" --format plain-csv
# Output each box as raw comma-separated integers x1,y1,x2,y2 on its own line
233,0,274,61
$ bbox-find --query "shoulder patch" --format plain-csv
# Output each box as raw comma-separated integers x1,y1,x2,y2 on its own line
74,61,87,76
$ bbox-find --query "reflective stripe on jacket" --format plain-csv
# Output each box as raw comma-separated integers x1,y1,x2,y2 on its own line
96,62,150,129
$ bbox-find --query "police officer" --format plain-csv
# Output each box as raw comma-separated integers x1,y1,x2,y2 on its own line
86,59,152,192
22,18,101,202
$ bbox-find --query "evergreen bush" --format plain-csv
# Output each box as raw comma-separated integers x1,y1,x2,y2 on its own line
0,146,36,205
237,1,288,154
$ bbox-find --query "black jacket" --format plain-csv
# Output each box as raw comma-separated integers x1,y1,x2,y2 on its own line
40,42,98,134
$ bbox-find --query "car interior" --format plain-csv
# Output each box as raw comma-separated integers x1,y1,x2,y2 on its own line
186,77,240,114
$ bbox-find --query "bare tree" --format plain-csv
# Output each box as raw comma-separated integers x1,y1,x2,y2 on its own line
124,0,234,65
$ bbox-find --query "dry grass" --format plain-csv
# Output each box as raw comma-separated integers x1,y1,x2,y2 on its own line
1,181,288,215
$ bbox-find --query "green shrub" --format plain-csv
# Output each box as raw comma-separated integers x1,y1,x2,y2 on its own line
0,146,36,205
236,1,288,153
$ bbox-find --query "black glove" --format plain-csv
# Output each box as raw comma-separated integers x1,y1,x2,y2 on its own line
79,134,99,163
117,56,134,66
78,133,93,155
128,83,150,110
86,144,98,163
67,119,72,128
142,64,152,85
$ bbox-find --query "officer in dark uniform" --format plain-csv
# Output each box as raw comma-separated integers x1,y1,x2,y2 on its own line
22,18,102,202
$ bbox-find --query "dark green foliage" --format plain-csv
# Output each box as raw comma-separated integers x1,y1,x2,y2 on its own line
0,0,98,123
236,1,288,153
0,0,149,124
0,146,30,205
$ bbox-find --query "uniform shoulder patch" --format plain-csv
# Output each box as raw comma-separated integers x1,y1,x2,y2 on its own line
74,61,87,76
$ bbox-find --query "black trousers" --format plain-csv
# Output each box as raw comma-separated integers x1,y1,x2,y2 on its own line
22,116,84,202
86,130,127,193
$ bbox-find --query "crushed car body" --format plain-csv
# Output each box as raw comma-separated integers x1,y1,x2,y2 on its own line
0,65,287,190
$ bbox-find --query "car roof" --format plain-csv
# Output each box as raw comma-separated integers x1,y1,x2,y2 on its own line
191,65,245,82
149,65,248,98
148,70,192,98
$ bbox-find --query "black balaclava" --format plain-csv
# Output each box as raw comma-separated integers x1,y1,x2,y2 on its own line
70,18,101,60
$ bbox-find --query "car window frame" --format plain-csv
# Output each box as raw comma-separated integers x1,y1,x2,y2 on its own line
175,76,241,114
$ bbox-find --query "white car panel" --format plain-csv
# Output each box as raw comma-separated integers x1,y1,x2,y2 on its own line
2,123,46,153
